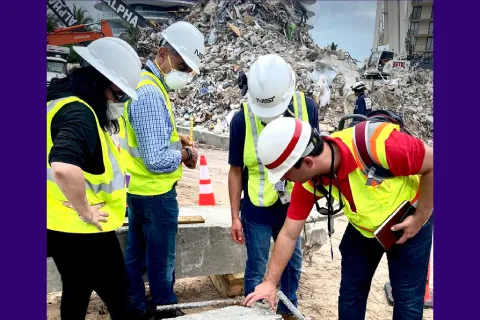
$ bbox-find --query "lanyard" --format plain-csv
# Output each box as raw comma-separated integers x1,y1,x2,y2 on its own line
312,141,345,260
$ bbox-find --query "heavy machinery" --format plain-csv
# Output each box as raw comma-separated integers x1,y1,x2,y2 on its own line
47,20,113,46
46,20,114,87
47,45,70,87
363,47,410,79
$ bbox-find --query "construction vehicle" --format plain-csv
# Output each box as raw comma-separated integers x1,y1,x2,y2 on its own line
47,20,113,46
363,47,410,79
47,45,70,87
46,20,114,87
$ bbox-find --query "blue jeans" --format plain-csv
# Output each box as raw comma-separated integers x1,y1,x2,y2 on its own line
338,216,433,320
241,209,303,315
124,188,180,313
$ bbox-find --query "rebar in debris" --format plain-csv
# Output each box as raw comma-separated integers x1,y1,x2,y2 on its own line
156,297,243,312
277,291,307,320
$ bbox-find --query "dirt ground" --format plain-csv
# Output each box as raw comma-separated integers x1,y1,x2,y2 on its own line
47,146,434,320
176,145,230,207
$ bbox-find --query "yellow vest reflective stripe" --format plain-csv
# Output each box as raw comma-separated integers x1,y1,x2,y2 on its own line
47,97,126,233
243,91,309,207
302,123,420,238
118,71,182,196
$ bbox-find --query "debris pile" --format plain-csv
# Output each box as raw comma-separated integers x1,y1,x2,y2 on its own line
135,0,360,133
132,0,433,145
368,68,434,146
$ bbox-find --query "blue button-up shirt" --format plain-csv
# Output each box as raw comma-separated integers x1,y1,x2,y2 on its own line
128,60,182,174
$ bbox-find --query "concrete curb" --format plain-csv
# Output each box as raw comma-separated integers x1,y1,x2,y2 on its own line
177,126,230,150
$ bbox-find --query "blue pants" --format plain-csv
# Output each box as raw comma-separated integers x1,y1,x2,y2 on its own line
241,209,303,315
338,216,433,320
124,188,179,313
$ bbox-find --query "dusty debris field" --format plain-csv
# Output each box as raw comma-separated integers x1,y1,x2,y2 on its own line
47,146,433,320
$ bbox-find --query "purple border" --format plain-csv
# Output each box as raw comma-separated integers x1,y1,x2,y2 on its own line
2,0,47,317
2,0,475,319
434,0,479,318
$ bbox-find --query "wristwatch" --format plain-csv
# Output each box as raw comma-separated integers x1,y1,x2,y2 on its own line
184,147,193,161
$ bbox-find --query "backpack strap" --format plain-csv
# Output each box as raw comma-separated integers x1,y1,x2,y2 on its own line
353,121,394,186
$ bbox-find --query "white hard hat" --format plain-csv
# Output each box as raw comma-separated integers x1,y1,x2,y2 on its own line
247,54,296,118
161,21,205,74
73,37,142,100
351,81,367,91
258,117,312,184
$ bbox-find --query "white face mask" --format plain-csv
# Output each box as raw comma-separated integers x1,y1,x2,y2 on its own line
164,70,192,90
156,55,193,91
107,101,125,120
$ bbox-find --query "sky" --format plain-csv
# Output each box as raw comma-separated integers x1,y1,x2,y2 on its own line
64,0,101,20
308,0,377,62
61,0,377,62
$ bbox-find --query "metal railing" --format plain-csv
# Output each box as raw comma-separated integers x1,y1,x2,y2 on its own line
407,29,419,36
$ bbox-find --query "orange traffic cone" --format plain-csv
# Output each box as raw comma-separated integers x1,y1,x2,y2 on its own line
198,154,216,206
384,253,433,309
423,257,433,308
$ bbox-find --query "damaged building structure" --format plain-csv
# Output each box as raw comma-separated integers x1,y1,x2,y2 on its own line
126,0,433,145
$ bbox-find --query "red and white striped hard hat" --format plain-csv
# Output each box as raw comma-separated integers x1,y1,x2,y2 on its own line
258,117,313,184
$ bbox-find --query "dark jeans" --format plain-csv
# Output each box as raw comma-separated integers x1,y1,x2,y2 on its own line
47,229,129,320
241,209,303,315
338,216,433,320
124,188,180,313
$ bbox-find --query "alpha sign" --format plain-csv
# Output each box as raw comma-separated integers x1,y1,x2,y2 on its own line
99,0,153,29
47,0,78,27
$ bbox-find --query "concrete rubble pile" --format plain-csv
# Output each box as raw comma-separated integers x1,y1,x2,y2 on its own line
135,0,360,134
368,67,434,146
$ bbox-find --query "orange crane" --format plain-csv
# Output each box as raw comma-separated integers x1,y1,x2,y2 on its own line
47,20,113,46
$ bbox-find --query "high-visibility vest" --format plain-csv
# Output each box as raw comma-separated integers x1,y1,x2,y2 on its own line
118,71,182,196
302,122,420,238
47,97,126,233
243,91,310,207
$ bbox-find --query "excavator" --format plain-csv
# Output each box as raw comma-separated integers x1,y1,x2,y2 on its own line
47,20,113,87
47,19,113,46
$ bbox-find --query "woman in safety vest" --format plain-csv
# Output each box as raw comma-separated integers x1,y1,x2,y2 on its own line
47,37,141,320
244,117,433,320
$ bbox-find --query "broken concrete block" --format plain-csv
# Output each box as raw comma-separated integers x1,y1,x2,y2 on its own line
176,306,282,320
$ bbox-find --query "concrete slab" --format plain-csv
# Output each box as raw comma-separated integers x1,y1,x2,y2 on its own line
47,205,339,293
177,126,230,150
176,306,282,320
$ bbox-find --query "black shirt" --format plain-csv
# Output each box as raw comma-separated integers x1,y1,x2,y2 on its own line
48,92,105,175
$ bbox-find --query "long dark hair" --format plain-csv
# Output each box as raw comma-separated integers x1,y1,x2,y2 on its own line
47,66,119,134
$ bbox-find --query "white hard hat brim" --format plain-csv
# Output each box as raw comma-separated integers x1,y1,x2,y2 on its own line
248,86,295,118
73,46,139,100
264,123,312,185
265,168,285,185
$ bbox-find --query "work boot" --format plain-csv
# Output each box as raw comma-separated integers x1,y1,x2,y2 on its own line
153,309,186,319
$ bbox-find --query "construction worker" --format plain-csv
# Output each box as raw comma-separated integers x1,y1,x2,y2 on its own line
228,54,319,320
244,117,433,320
351,81,372,116
47,37,142,320
119,21,205,319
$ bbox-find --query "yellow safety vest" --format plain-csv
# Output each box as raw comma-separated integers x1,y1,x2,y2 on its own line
47,97,126,233
243,91,310,207
302,122,420,238
118,71,182,196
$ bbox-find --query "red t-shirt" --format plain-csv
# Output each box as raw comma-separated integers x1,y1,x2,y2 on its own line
287,130,426,220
